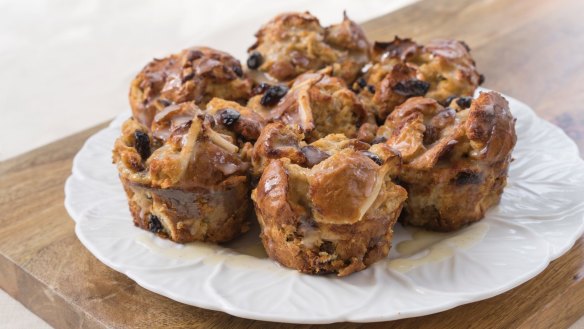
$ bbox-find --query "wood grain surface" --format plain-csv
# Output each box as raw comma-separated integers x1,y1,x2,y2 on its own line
1,0,584,328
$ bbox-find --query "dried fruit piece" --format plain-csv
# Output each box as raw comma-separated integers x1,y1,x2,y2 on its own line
149,214,163,233
456,97,472,109
260,85,289,106
219,108,241,127
247,51,263,70
392,79,430,97
134,130,151,160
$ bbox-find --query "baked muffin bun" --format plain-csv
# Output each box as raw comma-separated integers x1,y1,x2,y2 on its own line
247,12,370,84
129,47,252,128
247,70,376,143
113,98,264,243
251,123,407,276
377,91,516,231
356,37,482,121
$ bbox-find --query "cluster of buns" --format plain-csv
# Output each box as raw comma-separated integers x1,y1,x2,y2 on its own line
113,12,516,276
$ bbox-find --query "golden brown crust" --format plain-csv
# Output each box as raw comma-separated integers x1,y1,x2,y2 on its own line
130,47,252,128
251,127,407,276
417,39,481,102
248,12,370,83
251,122,307,176
248,71,375,142
357,37,481,122
377,91,516,231
113,99,264,243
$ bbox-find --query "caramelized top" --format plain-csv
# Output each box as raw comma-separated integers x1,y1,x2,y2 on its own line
129,47,252,128
248,71,374,142
377,91,516,171
357,37,482,121
253,122,405,224
247,12,370,83
114,99,265,189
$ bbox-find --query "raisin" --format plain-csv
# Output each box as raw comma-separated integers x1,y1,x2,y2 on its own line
134,131,151,160
452,171,483,185
260,85,288,106
362,151,384,165
456,97,473,109
479,74,485,85
371,136,387,145
301,146,330,167
367,85,376,93
357,77,367,88
392,79,430,97
247,51,263,70
149,214,163,233
423,126,439,145
232,64,243,77
219,108,241,127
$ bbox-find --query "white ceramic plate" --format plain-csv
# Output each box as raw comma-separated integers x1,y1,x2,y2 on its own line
65,89,584,324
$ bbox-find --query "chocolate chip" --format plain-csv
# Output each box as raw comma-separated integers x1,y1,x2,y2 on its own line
247,51,263,70
260,85,288,106
158,99,172,107
301,146,330,167
362,151,384,165
460,40,471,52
357,77,367,88
252,82,270,95
479,74,485,85
393,79,430,97
456,97,473,109
219,108,241,127
148,214,163,233
232,65,243,77
452,171,483,185
367,85,376,93
371,136,387,145
134,131,151,160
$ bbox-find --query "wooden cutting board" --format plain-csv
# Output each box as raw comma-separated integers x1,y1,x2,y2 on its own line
2,0,584,328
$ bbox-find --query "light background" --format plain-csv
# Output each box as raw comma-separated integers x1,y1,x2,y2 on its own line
1,0,583,328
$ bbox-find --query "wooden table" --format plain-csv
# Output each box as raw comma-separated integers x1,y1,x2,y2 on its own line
2,0,584,328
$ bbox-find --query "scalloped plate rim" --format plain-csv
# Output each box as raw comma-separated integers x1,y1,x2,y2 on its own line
64,89,584,324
